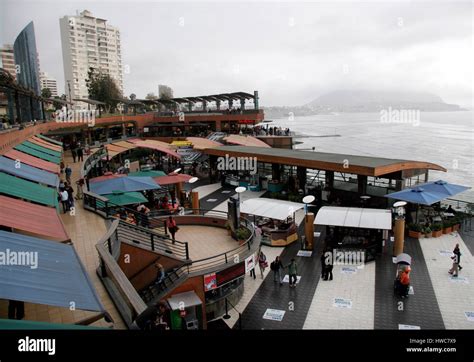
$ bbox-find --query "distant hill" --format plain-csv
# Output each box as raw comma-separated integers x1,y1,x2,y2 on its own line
263,89,464,119
305,89,463,112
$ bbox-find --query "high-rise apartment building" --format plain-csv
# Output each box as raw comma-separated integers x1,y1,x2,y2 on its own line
0,44,17,79
40,72,58,97
59,10,123,103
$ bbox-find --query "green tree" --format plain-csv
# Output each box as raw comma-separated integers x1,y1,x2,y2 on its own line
129,93,137,101
41,87,52,99
145,92,158,100
85,67,122,113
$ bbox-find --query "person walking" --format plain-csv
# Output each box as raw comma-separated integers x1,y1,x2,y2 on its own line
271,256,284,285
60,188,69,213
449,249,460,277
71,147,77,163
167,216,178,243
65,182,75,209
453,244,462,271
258,250,268,278
288,258,298,288
77,146,84,162
321,251,328,280
8,300,25,320
65,164,72,184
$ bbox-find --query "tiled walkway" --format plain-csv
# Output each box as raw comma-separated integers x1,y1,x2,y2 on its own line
420,232,474,329
374,237,444,329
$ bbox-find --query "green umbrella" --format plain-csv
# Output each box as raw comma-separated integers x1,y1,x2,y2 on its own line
104,190,147,206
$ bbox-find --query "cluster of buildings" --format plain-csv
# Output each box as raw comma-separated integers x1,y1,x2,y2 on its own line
1,10,125,121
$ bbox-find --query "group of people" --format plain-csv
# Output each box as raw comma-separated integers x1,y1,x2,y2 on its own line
269,256,299,288
58,180,75,213
70,143,84,163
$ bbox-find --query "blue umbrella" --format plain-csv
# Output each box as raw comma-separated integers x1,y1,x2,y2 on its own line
414,180,471,197
89,176,160,195
385,187,446,206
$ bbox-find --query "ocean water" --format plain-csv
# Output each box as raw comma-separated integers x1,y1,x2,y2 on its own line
270,111,474,203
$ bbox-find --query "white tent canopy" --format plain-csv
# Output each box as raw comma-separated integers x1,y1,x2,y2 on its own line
240,198,305,221
315,206,392,230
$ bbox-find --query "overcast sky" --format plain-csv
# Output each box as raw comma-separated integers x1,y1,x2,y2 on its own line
1,0,472,107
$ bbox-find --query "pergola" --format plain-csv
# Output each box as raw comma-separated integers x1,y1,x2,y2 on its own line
73,98,106,116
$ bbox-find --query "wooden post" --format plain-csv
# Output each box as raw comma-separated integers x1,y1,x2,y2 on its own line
191,191,199,214
393,218,405,256
305,213,315,250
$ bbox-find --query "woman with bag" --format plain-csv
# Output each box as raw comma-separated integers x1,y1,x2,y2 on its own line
167,216,179,243
258,250,268,278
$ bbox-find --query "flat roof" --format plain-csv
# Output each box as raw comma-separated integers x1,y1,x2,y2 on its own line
204,146,446,177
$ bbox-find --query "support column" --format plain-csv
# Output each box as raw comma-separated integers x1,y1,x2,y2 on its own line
358,175,368,195
272,163,281,182
14,91,21,123
216,100,221,111
297,166,307,191
202,101,207,112
240,98,245,111
191,191,199,214
305,212,315,250
122,123,127,137
175,182,183,196
254,91,259,110
209,155,217,183
215,120,221,132
393,218,405,256
325,171,334,189
188,102,192,112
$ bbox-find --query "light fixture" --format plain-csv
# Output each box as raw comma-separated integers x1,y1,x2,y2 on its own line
173,168,182,174
302,195,315,215
188,177,199,184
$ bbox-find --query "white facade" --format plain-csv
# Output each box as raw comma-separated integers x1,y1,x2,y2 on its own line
40,72,58,97
0,44,16,79
59,10,123,104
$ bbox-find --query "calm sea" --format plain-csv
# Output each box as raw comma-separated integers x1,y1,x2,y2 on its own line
270,111,474,203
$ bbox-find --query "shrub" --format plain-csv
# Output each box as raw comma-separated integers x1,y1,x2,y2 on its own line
236,227,251,240
432,223,443,231
408,223,423,232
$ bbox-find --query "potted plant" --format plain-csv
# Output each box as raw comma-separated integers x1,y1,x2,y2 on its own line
423,226,432,238
235,227,251,245
452,215,462,232
408,223,423,239
442,220,453,234
431,223,443,238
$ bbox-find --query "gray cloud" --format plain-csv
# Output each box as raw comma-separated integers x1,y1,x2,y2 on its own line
1,0,472,107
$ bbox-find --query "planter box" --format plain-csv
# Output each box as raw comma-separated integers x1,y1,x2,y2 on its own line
424,233,432,238
452,224,460,232
443,227,453,234
408,230,422,239
432,230,443,238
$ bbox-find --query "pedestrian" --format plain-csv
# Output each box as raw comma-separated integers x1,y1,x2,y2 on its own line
71,147,77,163
154,262,166,285
60,188,69,213
288,258,298,288
449,249,460,277
60,160,65,174
75,178,84,200
65,183,74,209
65,164,72,184
453,243,462,271
250,265,256,279
258,250,268,278
77,146,84,162
271,256,284,285
320,251,328,280
167,215,178,243
8,300,25,320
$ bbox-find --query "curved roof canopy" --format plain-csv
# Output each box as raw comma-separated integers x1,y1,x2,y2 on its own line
204,146,446,177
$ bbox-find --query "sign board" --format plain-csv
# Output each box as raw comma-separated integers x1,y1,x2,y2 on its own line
439,250,453,257
449,276,469,284
297,250,312,257
143,127,149,133
204,273,217,291
399,324,421,330
263,309,285,321
245,254,255,273
341,267,357,275
464,311,474,322
333,298,352,309
282,275,302,284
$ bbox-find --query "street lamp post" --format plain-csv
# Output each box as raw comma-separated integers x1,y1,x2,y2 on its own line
302,195,316,250
393,201,407,256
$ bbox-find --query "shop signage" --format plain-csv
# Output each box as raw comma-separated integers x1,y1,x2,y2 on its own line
333,298,352,309
341,267,357,274
297,250,312,257
204,273,217,291
464,311,474,322
398,324,420,330
263,309,285,321
245,254,255,273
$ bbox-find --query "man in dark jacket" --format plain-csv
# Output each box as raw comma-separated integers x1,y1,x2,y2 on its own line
271,256,284,285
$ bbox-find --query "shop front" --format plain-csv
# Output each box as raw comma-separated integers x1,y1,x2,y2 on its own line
315,206,392,262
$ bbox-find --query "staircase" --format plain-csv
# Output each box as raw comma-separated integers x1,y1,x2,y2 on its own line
139,265,189,305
